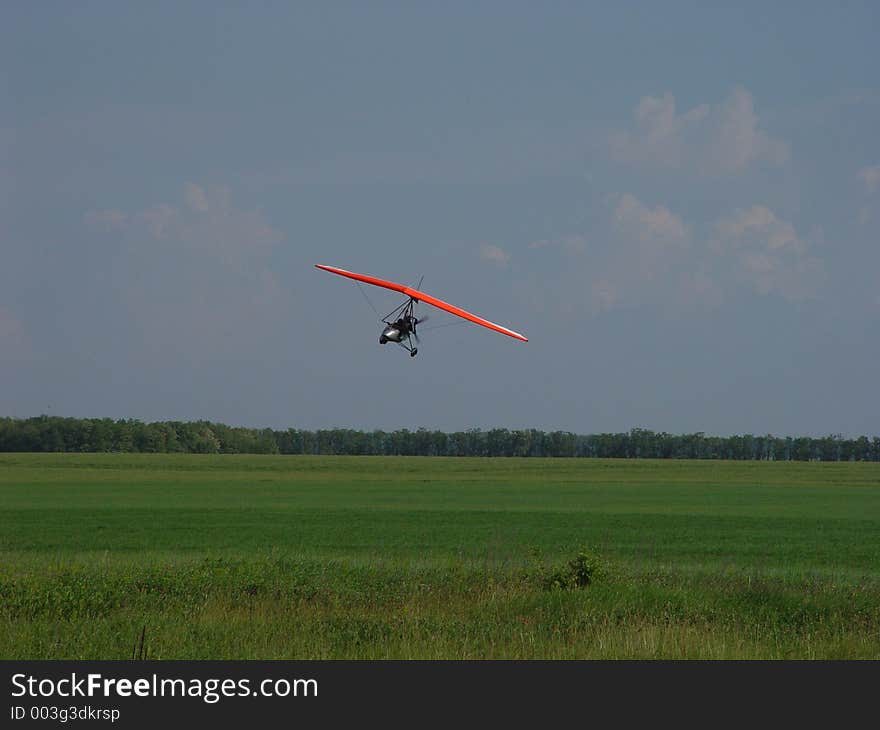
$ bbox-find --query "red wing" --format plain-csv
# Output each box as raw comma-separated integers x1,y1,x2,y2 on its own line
315,264,528,342
315,264,409,297
401,288,528,342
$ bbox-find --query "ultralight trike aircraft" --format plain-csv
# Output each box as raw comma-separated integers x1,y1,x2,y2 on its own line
315,264,528,357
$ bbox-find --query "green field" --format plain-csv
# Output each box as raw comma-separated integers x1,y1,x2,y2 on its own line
2,454,879,659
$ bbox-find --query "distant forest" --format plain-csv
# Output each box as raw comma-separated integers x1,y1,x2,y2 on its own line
1,416,878,461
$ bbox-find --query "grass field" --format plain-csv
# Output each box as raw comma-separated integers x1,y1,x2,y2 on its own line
1,453,879,659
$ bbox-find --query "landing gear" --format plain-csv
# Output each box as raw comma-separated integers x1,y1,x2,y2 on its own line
381,295,422,358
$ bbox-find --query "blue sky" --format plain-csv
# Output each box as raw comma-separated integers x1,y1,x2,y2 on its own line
3,2,878,436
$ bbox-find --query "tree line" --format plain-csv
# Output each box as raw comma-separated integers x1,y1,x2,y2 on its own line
1,416,878,461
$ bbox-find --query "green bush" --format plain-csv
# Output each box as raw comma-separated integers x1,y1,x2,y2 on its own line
541,547,608,591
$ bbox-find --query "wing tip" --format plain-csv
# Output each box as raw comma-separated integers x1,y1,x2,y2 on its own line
315,264,347,274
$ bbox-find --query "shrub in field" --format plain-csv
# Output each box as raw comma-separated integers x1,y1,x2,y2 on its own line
535,547,609,591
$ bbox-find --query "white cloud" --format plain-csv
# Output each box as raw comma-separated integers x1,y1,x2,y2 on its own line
537,198,821,318
92,183,281,260
135,204,177,239
542,194,690,315
716,205,802,253
83,183,287,364
713,206,822,300
184,182,210,212
859,165,880,192
610,93,708,168
478,243,510,266
610,86,788,173
594,193,689,312
614,193,687,244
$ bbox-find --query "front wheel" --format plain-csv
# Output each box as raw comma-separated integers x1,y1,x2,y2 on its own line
410,348,418,357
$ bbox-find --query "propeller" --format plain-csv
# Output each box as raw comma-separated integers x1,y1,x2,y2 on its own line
412,314,427,343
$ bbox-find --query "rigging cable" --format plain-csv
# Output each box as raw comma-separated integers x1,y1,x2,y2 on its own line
356,281,381,320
